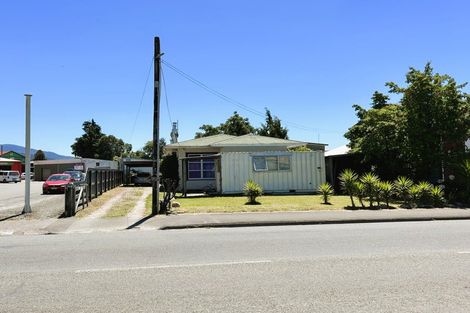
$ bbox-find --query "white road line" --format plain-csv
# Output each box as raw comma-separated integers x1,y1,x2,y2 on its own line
457,251,470,254
75,260,273,274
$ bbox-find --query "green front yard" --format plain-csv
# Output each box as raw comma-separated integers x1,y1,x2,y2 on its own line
145,194,366,214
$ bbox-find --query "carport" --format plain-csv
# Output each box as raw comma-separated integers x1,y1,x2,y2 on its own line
121,158,153,185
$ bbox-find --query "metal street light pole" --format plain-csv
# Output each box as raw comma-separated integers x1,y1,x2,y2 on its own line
23,94,32,214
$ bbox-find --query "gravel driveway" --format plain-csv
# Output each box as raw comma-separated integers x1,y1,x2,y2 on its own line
0,181,65,220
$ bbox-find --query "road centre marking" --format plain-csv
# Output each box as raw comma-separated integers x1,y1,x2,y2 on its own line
457,251,470,254
75,260,273,273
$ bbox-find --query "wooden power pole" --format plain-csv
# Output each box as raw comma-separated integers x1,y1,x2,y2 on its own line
152,37,162,215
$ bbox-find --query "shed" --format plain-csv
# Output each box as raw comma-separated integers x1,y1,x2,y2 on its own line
33,158,118,181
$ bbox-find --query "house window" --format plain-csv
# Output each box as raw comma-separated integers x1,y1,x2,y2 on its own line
252,155,291,172
187,154,215,180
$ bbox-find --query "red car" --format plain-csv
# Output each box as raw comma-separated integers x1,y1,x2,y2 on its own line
42,174,73,194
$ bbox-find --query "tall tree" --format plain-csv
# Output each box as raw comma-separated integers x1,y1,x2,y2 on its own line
195,124,222,138
194,112,255,138
387,63,470,180
33,149,46,161
345,103,409,179
346,63,470,181
96,135,127,160
71,119,131,160
257,108,289,139
219,111,255,136
133,138,166,159
71,119,104,158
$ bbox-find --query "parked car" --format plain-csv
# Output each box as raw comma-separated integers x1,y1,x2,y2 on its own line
133,172,152,186
21,172,34,180
0,170,21,183
63,170,85,182
42,174,73,194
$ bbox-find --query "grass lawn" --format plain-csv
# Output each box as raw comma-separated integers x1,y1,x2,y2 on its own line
145,194,364,214
105,187,144,218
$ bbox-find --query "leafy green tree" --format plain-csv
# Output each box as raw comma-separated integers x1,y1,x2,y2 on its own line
33,149,46,161
387,63,470,180
195,124,222,138
220,111,255,136
159,153,180,213
133,138,166,160
71,119,104,158
257,108,288,139
97,135,127,160
71,119,131,160
346,64,470,181
194,112,255,138
345,99,408,180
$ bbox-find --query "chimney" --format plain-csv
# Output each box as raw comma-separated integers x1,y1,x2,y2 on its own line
170,121,179,144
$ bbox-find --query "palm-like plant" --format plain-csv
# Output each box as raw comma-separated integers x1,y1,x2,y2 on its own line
430,185,445,207
394,176,413,208
416,181,432,206
339,169,358,208
360,172,380,208
409,185,421,208
353,181,366,208
379,181,394,208
318,183,334,204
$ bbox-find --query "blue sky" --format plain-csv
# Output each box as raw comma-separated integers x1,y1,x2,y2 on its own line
1,0,470,156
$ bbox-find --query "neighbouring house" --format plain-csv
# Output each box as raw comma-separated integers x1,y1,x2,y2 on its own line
325,145,370,191
0,157,22,172
164,134,327,194
0,151,27,172
33,158,119,181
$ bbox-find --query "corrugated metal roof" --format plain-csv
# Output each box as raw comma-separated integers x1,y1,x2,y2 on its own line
325,145,350,157
165,134,323,149
212,134,306,147
165,134,236,148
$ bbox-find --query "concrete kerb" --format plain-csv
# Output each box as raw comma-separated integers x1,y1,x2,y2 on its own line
146,208,470,230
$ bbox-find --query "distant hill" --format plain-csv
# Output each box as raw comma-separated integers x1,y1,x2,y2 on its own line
0,144,74,160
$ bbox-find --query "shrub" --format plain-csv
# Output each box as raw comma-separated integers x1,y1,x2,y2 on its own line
409,185,421,208
379,181,394,208
416,181,432,206
360,172,380,208
353,181,366,208
318,183,334,204
394,176,413,208
339,169,358,208
430,185,445,207
243,180,262,204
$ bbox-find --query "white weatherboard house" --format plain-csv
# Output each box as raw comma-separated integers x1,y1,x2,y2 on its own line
164,134,327,194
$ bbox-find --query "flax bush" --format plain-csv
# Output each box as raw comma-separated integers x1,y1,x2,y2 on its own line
243,180,262,204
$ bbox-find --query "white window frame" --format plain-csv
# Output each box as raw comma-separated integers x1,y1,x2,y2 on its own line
252,155,291,172
187,153,216,180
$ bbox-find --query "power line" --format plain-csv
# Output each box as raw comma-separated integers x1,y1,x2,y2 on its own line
161,59,328,134
129,57,153,145
161,65,173,125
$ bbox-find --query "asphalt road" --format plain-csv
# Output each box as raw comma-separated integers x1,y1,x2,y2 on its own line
0,181,64,218
1,221,469,312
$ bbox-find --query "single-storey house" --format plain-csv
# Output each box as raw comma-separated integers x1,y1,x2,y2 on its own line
164,134,327,194
0,157,22,172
